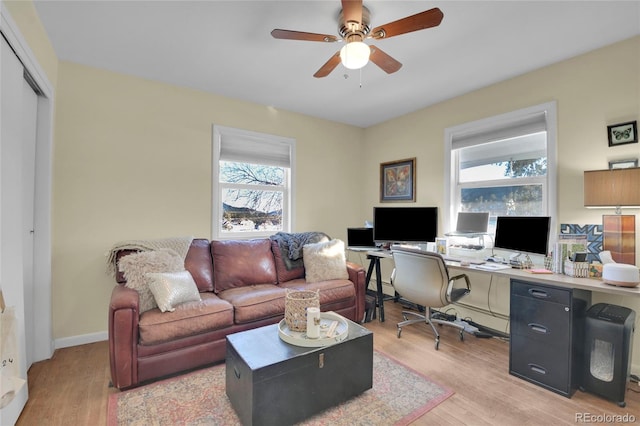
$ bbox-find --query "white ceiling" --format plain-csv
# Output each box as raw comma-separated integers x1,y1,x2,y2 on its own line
33,1,640,128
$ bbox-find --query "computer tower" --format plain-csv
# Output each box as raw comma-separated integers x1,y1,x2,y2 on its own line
581,303,635,407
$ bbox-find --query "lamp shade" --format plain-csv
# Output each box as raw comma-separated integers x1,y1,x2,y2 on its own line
339,41,370,70
584,167,640,208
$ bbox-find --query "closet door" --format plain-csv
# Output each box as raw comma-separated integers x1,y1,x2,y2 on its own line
0,36,30,426
22,78,38,368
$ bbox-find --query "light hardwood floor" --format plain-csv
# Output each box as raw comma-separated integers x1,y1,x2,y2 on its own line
16,301,640,425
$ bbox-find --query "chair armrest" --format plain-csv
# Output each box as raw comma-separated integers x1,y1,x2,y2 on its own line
346,261,366,323
449,273,471,290
446,273,471,302
109,285,140,389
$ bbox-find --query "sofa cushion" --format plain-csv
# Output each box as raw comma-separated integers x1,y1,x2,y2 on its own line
211,239,277,292
146,270,201,312
303,239,349,283
271,240,305,282
184,239,214,292
217,284,287,324
138,293,234,345
118,248,185,313
280,279,356,306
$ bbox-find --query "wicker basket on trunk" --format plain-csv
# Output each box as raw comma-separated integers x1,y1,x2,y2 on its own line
284,290,320,332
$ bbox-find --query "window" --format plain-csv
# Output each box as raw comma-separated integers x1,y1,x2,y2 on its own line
444,102,557,238
212,126,295,239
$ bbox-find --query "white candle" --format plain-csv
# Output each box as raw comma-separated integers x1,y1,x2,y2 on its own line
306,307,320,339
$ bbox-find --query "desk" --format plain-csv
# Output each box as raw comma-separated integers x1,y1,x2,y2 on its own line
365,250,640,323
447,262,640,297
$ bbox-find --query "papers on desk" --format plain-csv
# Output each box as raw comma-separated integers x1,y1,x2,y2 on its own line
528,268,553,274
474,263,511,271
443,256,485,265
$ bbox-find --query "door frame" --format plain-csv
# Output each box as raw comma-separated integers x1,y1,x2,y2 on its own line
1,4,54,362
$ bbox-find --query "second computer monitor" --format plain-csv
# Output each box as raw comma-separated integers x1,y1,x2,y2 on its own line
493,216,551,256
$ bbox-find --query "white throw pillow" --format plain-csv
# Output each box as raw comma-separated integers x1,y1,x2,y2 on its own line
118,248,185,313
303,239,349,283
146,270,201,312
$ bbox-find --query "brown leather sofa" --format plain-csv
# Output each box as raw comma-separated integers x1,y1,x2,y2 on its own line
108,238,366,389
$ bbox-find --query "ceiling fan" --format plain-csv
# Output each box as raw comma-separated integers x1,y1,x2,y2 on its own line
271,0,443,78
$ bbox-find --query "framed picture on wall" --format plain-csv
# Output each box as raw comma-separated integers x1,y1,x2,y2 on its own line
607,121,638,147
380,158,416,202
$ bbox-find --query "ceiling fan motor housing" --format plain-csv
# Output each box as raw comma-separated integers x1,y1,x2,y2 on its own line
339,5,371,42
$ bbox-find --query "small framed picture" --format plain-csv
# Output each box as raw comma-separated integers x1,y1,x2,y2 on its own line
609,158,638,169
607,121,638,147
380,157,416,202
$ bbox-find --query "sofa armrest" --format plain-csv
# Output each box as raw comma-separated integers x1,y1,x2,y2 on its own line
346,261,366,323
109,285,140,389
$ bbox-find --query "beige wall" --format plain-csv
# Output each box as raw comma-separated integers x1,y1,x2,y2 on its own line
363,36,639,267
363,36,640,231
363,36,640,370
52,62,365,339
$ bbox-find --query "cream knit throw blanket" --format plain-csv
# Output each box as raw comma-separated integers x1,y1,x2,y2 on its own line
106,236,194,278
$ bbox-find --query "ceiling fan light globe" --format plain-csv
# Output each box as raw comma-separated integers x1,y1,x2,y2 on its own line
340,42,370,70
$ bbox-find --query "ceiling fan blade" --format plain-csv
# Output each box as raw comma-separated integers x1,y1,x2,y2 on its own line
370,7,444,39
341,0,363,25
313,52,342,78
369,45,402,74
271,29,338,43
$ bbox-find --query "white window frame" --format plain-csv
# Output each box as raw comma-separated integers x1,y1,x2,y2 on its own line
212,125,295,240
444,101,558,239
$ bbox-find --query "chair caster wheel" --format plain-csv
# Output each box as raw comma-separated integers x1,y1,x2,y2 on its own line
460,330,464,341
397,327,402,338
435,339,440,350
618,401,626,408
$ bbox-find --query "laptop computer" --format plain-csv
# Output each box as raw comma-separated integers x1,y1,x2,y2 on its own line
347,227,379,251
447,212,489,235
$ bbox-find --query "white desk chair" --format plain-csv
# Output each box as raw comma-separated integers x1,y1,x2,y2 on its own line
391,246,471,350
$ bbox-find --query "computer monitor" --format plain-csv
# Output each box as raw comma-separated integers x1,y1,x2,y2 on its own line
373,207,438,244
493,216,551,256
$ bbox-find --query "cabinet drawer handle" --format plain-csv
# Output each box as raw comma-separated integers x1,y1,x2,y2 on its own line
528,363,547,375
528,323,548,334
528,288,548,298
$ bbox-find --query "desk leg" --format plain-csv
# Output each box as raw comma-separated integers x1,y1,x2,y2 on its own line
365,259,375,291
374,258,385,322
365,256,385,322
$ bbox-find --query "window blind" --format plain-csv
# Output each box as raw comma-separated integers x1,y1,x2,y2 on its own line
459,132,547,169
452,111,547,150
453,111,547,169
219,133,292,168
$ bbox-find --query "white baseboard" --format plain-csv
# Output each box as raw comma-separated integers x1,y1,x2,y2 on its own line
54,331,107,349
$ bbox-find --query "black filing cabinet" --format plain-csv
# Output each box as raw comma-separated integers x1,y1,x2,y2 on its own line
509,279,591,397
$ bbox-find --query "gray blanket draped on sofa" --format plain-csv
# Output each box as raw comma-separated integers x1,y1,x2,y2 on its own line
269,232,329,270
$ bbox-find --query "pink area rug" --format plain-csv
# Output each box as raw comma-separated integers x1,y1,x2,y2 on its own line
108,350,453,425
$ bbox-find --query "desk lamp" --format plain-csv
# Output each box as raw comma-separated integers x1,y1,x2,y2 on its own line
584,167,640,264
